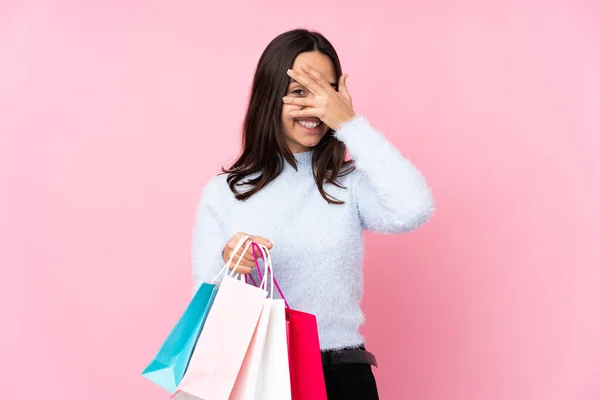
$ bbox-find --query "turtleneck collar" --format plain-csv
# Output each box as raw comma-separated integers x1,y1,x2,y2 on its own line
293,150,313,167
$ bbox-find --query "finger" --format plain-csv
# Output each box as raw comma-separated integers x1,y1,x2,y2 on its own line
287,68,323,95
230,254,255,269
250,236,273,250
282,96,315,107
238,258,255,268
240,240,257,262
338,73,350,96
289,107,323,119
230,265,253,275
233,232,248,241
300,63,337,93
235,237,253,254
224,242,242,263
246,246,265,264
243,251,257,263
227,233,248,253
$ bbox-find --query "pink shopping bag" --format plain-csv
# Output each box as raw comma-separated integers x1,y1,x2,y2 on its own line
229,243,280,399
286,308,327,400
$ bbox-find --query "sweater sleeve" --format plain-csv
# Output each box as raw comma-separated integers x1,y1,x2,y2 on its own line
191,176,229,292
333,114,435,233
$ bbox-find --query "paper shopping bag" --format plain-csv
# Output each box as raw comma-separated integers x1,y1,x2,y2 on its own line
172,239,268,400
253,299,292,399
142,282,218,393
229,300,272,399
286,308,327,400
230,243,292,399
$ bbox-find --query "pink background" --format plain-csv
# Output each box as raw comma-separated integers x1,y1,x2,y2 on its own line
1,1,599,399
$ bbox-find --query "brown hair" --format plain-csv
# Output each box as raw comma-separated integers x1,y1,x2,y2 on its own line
223,28,355,205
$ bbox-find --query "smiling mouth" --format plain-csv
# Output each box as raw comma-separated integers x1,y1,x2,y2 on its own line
296,120,322,135
297,120,321,129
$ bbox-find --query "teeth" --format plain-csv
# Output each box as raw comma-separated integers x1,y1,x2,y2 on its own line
298,120,320,129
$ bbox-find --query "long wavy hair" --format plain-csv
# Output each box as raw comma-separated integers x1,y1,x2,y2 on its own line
222,28,355,205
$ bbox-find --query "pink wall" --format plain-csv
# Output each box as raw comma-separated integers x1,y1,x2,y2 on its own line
2,1,599,399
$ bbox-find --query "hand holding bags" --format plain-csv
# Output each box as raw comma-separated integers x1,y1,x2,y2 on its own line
143,234,327,399
172,235,267,400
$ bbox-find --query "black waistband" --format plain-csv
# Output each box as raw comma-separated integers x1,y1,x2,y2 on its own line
321,345,378,367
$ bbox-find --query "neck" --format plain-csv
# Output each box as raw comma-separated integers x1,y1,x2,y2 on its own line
294,150,313,163
285,149,313,172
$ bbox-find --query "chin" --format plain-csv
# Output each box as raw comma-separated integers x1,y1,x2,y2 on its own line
299,137,323,149
284,124,327,151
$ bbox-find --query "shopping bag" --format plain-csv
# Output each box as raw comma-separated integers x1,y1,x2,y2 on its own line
286,307,327,400
141,282,218,392
254,299,292,399
172,236,268,400
248,244,292,400
248,244,326,400
230,244,277,399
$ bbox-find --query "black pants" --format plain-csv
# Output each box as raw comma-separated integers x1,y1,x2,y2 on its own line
322,348,380,399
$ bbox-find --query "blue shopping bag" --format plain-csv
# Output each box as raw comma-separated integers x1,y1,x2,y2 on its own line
142,282,218,393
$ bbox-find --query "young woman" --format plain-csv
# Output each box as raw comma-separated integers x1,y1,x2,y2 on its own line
191,28,435,399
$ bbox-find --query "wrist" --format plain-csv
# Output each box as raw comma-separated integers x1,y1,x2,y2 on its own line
331,112,357,131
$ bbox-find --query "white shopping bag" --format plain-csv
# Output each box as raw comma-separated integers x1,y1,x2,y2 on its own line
229,298,272,399
254,298,292,399
230,243,292,400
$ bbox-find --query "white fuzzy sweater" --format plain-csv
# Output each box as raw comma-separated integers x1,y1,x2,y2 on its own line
191,114,435,350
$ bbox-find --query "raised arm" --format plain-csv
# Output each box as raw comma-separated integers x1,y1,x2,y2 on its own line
334,115,435,233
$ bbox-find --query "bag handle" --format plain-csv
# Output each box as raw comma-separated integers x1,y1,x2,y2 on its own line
210,234,250,283
255,243,274,298
241,243,273,296
250,243,290,308
229,239,256,278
